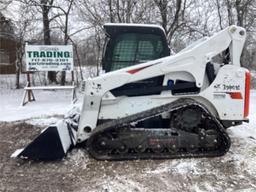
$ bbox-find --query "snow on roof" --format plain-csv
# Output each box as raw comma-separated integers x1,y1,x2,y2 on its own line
104,23,166,33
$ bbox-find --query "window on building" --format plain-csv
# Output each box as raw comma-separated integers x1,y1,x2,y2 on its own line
0,50,10,65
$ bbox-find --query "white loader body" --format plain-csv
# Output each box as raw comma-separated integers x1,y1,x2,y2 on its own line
12,25,250,161
77,25,249,142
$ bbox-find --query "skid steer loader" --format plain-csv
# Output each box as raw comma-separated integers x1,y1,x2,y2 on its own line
12,24,251,161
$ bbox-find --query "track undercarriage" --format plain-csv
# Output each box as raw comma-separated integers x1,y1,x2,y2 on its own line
86,99,231,160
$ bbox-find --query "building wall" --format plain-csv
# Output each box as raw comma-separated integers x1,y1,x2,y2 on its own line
0,13,17,74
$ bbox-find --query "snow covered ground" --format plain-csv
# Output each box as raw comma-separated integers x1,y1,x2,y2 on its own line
0,88,79,121
0,74,82,121
0,74,256,192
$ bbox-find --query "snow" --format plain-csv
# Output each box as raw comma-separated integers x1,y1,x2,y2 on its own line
26,117,62,127
104,23,166,33
0,88,80,121
0,74,82,122
10,148,24,158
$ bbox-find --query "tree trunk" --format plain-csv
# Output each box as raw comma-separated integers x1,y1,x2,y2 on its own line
108,0,115,23
15,60,20,89
15,43,21,89
61,0,74,85
235,0,244,27
41,0,56,83
154,0,168,33
60,22,68,85
225,0,234,25
216,0,223,29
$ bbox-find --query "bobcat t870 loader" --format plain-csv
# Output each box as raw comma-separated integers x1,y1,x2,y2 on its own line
12,24,251,161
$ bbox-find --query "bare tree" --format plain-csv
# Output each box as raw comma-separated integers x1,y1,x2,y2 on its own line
40,0,57,83
16,0,256,74
76,0,146,29
217,0,256,68
49,0,74,85
15,6,32,88
17,0,58,83
0,0,13,11
153,0,187,42
17,0,78,84
216,0,224,29
75,0,158,72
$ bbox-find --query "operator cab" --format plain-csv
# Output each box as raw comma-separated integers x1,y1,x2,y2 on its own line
102,23,170,72
101,23,170,97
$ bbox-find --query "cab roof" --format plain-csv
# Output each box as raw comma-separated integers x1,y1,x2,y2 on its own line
103,23,166,37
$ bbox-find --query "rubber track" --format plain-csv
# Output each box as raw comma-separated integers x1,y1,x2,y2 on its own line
86,98,231,160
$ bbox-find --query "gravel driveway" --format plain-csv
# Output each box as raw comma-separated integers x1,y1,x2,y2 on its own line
0,121,256,192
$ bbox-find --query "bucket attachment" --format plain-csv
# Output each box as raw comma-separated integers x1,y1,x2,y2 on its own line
11,118,78,161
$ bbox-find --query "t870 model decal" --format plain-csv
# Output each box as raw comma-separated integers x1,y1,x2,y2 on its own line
214,84,241,91
223,85,240,91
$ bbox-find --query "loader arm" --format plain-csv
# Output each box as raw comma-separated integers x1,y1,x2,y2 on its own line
77,25,246,142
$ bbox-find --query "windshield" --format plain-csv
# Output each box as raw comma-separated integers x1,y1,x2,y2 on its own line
104,33,166,71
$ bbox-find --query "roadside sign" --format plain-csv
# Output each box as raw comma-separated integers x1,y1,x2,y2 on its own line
25,45,73,71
